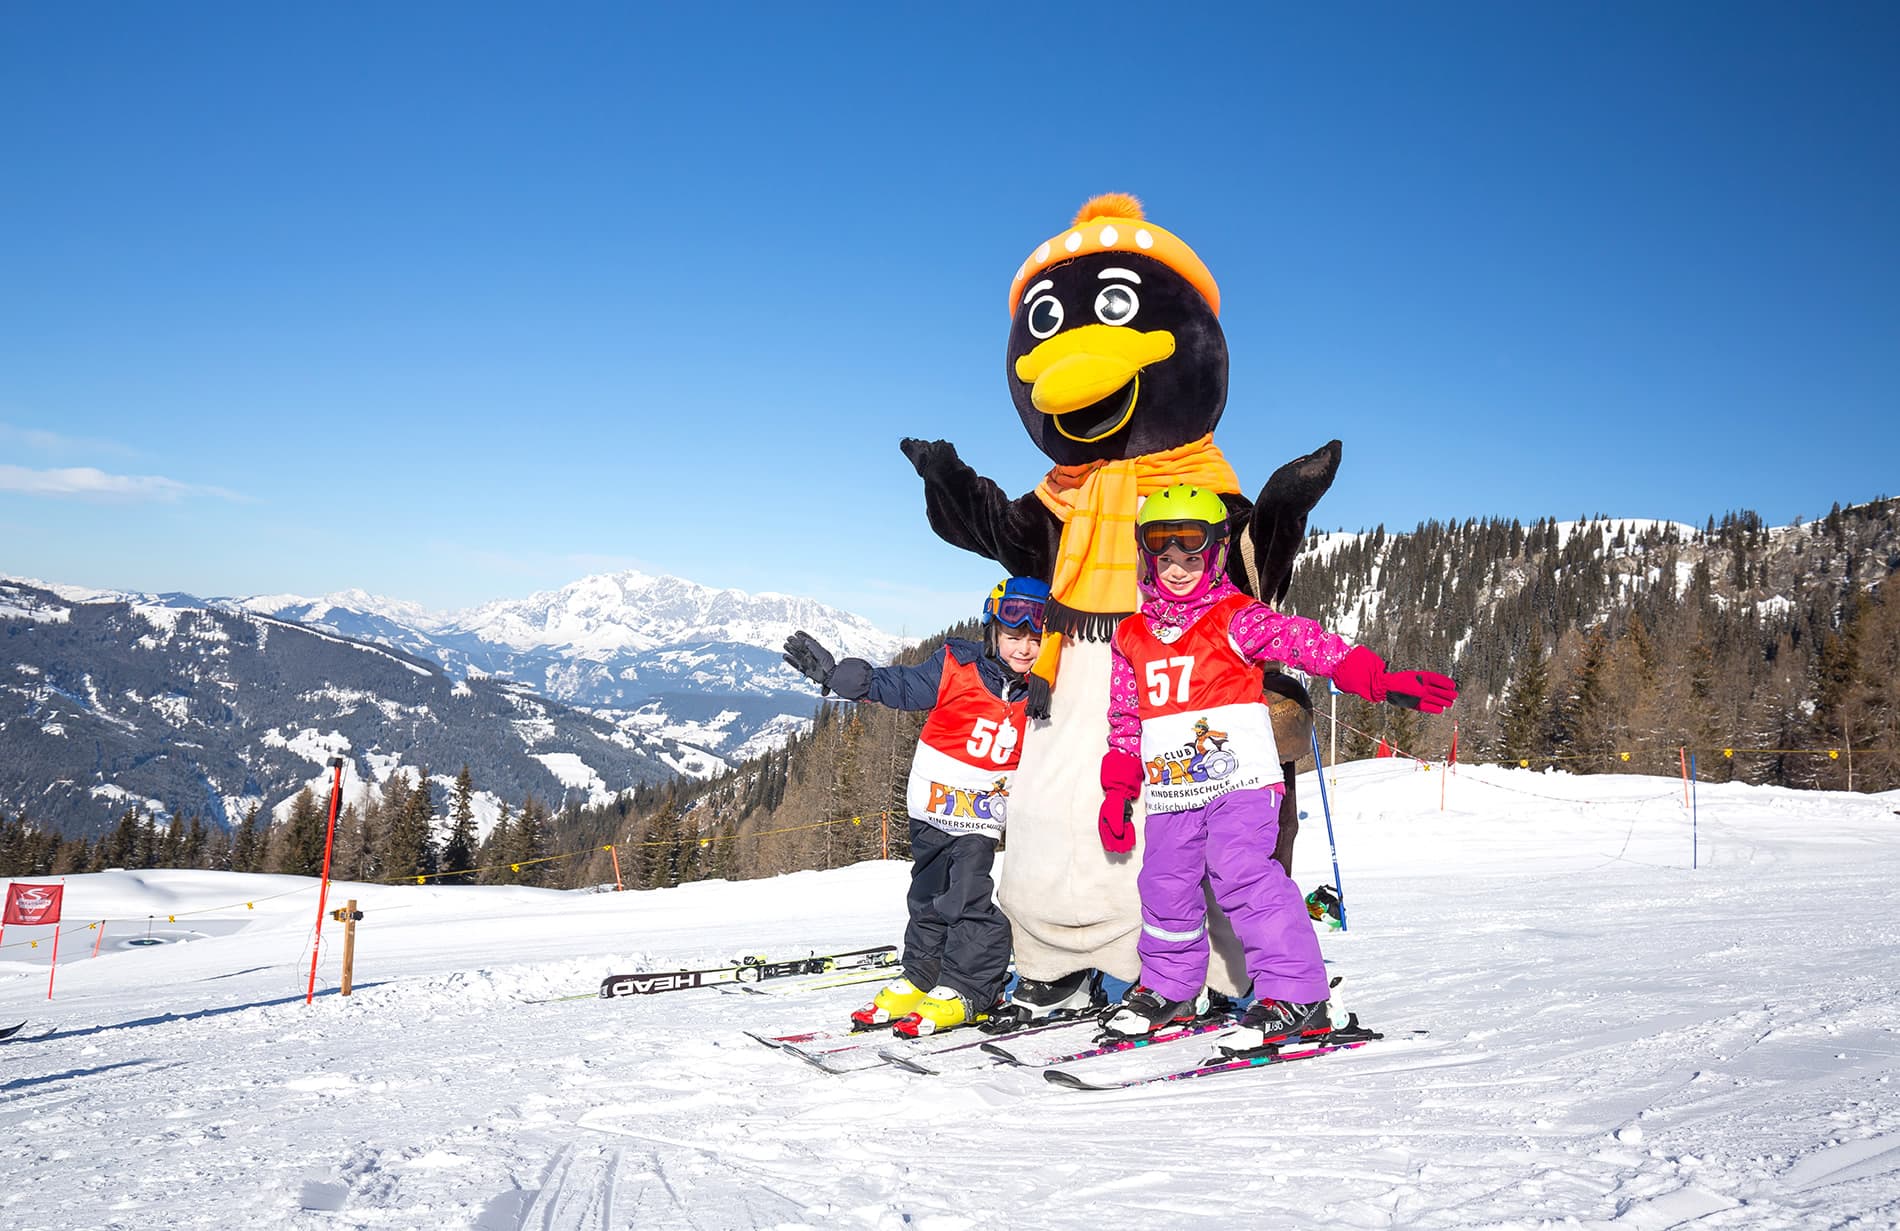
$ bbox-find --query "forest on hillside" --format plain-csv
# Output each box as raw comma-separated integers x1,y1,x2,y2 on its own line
5,499,1895,888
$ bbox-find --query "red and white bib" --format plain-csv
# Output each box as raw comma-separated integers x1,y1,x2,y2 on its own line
904,654,1027,840
1113,593,1278,812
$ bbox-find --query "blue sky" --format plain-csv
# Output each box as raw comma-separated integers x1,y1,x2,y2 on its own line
3,3,1895,637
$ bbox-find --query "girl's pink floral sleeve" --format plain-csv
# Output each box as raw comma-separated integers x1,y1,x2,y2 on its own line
1106,641,1142,756
1229,602,1355,675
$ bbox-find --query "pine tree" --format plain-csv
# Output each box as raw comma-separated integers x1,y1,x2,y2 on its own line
639,799,677,888
1551,627,1612,768
122,811,159,869
442,765,478,885
100,808,142,869
183,816,208,869
53,837,92,876
272,789,329,877
160,814,187,867
232,803,262,873
379,769,438,881
0,811,34,877
507,795,546,885
1497,627,1551,764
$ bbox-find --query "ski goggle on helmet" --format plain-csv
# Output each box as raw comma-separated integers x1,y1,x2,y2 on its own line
982,577,1050,632
1136,484,1230,596
1136,484,1230,556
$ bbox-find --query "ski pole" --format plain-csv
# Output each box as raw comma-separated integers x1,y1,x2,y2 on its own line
1309,726,1346,932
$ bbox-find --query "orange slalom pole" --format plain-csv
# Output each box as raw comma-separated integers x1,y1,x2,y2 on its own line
609,843,624,891
1679,747,1690,807
305,756,346,1006
92,920,105,957
47,924,61,998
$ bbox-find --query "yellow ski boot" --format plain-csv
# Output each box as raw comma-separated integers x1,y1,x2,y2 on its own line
892,986,974,1038
850,977,927,1030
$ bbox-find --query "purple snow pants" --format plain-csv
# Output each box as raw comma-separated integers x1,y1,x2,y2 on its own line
1136,784,1329,1003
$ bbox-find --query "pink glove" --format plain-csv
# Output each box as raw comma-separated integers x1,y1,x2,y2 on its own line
1098,749,1143,853
1332,646,1460,715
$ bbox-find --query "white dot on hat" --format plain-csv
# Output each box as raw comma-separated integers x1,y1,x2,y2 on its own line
1035,242,1051,263
1098,225,1118,246
1064,230,1083,253
1135,229,1154,249
1016,263,1028,282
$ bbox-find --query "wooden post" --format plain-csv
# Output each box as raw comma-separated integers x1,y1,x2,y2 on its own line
880,812,889,861
333,899,363,996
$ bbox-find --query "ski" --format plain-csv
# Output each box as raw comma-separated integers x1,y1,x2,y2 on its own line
721,968,894,998
877,1045,937,1075
743,1015,893,1050
772,1015,997,1074
1043,1025,1383,1091
981,1009,1240,1069
774,1004,1108,1056
757,1009,1105,1073
0,1021,54,1044
775,1041,860,1075
598,945,895,999
521,952,768,1003
1,1021,26,1041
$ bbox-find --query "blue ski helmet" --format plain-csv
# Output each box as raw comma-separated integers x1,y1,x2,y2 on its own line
982,577,1050,633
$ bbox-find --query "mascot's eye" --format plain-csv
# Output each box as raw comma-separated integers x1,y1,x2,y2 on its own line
1095,284,1139,326
1026,295,1064,339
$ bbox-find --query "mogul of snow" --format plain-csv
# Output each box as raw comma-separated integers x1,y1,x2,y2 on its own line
899,193,1346,1016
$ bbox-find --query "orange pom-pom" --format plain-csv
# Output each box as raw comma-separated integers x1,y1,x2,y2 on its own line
1073,193,1145,226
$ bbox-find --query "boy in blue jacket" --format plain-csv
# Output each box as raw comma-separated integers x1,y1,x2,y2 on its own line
782,577,1047,1035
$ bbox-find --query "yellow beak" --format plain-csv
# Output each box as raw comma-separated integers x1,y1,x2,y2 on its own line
1014,325,1177,415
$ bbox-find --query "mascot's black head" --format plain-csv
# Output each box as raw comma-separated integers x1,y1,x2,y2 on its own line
1005,194,1228,467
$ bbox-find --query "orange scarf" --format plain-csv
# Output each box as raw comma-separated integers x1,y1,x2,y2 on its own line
1029,434,1240,691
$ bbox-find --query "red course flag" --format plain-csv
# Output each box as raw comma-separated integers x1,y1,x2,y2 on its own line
4,883,64,926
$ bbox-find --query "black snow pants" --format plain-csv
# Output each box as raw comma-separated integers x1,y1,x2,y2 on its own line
901,817,1011,1006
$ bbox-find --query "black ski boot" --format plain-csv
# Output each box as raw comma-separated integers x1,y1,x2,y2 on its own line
982,969,1104,1033
1099,984,1202,1038
1225,996,1332,1054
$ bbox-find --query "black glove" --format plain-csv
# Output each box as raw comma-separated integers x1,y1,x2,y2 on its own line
782,631,837,695
899,437,962,478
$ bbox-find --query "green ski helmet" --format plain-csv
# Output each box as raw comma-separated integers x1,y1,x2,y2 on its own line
1135,483,1231,598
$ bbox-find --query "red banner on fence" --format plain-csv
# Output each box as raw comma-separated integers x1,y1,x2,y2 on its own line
4,883,64,926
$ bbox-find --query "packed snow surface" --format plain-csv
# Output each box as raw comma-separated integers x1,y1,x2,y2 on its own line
2,761,1897,1229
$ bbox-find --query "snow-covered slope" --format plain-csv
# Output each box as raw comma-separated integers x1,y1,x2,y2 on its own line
2,763,1896,1227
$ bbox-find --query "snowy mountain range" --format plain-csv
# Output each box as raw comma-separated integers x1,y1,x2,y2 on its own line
222,570,908,764
0,577,704,840
1,568,908,839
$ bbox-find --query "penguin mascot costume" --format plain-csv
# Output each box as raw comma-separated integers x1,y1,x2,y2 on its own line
900,193,1337,1007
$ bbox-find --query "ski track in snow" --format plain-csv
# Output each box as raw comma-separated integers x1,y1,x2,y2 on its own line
1,763,1898,1228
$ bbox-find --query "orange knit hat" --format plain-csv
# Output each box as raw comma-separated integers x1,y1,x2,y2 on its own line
1007,193,1221,319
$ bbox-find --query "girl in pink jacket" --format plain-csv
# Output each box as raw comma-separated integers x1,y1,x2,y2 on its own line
1098,484,1456,1042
